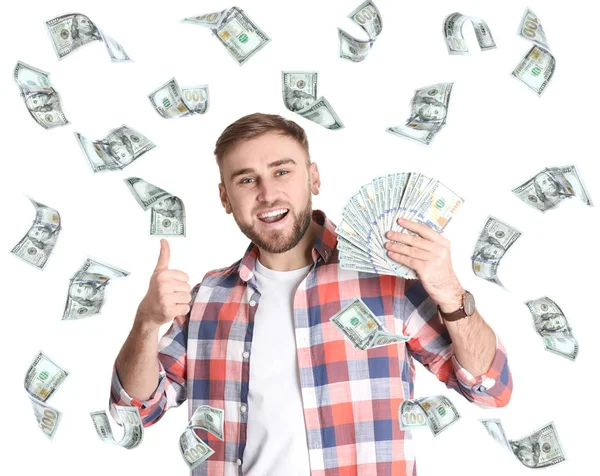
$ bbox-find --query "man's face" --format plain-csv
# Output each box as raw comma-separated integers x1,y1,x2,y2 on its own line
69,282,96,301
542,314,567,331
481,243,505,260
418,103,446,121
109,139,133,164
28,224,52,243
535,173,559,197
26,93,51,112
289,91,314,112
75,16,94,34
219,131,320,254
517,447,537,468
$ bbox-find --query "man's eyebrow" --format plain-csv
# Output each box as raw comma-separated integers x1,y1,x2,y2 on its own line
229,158,297,181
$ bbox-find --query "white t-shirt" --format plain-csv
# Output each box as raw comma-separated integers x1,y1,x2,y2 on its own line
243,257,313,476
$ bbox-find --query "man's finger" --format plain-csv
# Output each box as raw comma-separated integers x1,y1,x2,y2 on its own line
161,269,190,283
155,239,171,271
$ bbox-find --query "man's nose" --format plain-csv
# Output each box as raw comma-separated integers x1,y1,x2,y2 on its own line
257,178,279,203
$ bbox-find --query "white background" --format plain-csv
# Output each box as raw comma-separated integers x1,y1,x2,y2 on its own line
1,0,597,475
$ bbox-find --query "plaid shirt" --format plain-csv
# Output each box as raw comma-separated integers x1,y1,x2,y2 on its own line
110,209,512,476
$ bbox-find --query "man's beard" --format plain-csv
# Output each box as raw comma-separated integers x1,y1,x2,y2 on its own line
233,196,313,254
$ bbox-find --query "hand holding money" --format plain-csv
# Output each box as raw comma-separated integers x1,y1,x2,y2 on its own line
137,239,192,329
385,218,463,307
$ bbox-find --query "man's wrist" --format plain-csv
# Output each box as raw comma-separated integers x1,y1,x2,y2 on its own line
436,286,466,314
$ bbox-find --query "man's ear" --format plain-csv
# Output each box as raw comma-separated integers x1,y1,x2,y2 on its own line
309,162,321,195
218,182,232,214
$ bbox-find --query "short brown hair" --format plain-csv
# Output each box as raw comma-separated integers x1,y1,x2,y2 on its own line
214,113,310,182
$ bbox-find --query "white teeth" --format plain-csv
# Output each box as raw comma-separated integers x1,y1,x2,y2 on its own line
258,209,288,218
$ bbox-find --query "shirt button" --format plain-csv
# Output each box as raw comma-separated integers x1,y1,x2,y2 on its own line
240,405,247,413
242,351,250,359
249,300,256,307
237,459,242,466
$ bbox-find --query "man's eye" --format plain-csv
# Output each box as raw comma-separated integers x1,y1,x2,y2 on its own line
240,177,255,184
276,170,289,176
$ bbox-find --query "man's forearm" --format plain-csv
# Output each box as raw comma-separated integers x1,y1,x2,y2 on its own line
438,293,497,377
115,312,161,401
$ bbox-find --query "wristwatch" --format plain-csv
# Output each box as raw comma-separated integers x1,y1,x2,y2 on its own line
437,290,475,322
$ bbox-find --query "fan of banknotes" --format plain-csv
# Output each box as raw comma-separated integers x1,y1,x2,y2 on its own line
337,172,464,277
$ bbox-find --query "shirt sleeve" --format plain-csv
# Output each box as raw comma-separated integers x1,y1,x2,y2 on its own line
396,278,513,408
109,282,201,427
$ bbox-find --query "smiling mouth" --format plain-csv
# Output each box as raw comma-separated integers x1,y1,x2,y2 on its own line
257,208,289,223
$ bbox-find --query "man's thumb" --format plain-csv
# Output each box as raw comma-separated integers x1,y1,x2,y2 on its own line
155,239,170,271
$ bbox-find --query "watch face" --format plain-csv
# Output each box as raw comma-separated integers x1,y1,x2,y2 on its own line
464,292,475,316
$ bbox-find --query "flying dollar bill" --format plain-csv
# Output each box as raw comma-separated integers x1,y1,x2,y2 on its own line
386,83,453,145
512,8,555,95
511,165,593,212
443,12,496,55
188,405,224,440
399,395,460,436
11,196,61,270
282,71,344,130
24,351,69,439
182,7,270,65
90,406,143,449
45,13,131,62
480,419,566,469
337,172,464,278
75,125,156,173
338,1,382,62
524,296,578,360
180,427,215,470
124,177,186,236
330,298,410,350
62,258,130,320
149,78,210,118
471,216,522,288
14,61,69,129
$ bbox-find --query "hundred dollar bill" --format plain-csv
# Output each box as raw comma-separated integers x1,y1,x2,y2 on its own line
124,177,186,236
14,61,69,129
524,296,578,360
338,1,382,62
511,165,593,212
11,196,61,270
180,427,215,469
512,8,555,95
90,406,143,449
45,13,132,62
149,78,209,118
189,405,224,440
24,351,69,402
75,125,155,173
62,258,130,320
386,83,453,145
182,7,270,65
330,297,410,350
399,395,460,436
481,419,566,469
30,398,62,440
24,350,68,439
282,71,344,130
471,216,522,288
443,12,496,55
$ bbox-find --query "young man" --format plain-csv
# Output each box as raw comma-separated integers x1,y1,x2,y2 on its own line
110,113,512,475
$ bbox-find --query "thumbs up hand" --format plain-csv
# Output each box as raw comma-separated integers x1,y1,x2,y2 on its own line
136,239,192,330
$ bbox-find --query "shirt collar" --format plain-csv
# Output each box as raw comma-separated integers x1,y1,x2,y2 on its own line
238,209,337,282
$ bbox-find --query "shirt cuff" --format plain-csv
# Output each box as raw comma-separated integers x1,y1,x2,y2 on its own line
109,361,167,422
451,332,501,395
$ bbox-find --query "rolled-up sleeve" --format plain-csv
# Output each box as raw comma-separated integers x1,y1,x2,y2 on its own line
109,283,201,426
396,278,513,408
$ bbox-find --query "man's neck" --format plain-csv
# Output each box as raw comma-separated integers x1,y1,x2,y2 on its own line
257,220,320,271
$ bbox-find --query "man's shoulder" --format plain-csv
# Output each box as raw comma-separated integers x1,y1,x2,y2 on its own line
195,258,243,290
